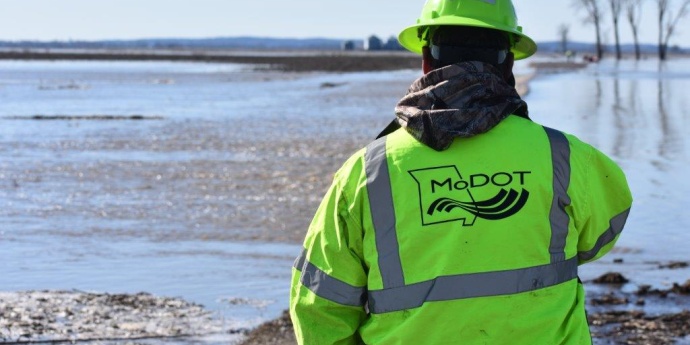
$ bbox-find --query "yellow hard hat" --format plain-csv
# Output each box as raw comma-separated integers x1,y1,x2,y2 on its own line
399,0,538,60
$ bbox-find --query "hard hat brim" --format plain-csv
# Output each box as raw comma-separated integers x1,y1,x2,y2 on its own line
398,17,538,60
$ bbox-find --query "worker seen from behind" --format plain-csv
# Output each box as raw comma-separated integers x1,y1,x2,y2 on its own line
290,0,633,343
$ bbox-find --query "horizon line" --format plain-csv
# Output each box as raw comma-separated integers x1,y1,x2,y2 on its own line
0,36,680,48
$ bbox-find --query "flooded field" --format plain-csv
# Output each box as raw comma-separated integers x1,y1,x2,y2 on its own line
529,59,690,265
0,58,689,343
0,60,419,342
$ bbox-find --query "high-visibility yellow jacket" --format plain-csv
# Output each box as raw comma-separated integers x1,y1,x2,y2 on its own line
290,115,632,345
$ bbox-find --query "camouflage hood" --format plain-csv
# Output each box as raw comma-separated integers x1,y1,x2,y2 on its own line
395,61,528,151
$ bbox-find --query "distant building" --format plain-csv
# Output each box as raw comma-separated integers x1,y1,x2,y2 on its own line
364,35,383,51
341,40,355,51
384,36,403,51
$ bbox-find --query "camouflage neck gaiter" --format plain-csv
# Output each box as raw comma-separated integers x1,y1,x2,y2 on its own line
395,61,528,151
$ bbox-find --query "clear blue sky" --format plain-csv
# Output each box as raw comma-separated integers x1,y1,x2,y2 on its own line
0,0,685,46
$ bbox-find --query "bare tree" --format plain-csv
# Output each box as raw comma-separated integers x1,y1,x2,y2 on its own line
574,0,605,60
558,24,571,53
626,0,645,60
657,0,690,60
609,0,624,59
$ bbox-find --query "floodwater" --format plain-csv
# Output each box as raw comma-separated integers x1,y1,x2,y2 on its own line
0,60,418,343
0,58,688,343
527,59,690,289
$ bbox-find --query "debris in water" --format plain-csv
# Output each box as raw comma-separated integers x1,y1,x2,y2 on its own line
592,272,629,284
671,280,690,295
590,292,629,306
38,82,90,91
658,261,689,269
319,82,347,89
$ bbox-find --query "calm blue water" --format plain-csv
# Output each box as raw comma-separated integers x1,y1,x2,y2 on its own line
530,61,689,249
0,58,689,342
0,60,419,342
528,59,690,297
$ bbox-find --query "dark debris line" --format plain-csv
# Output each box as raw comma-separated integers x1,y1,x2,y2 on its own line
2,115,164,120
0,51,420,72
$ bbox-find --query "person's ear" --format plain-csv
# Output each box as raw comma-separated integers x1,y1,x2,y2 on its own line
422,46,434,74
503,52,516,86
505,51,514,71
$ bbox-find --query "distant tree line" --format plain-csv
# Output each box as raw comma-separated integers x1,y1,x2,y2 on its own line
571,0,690,60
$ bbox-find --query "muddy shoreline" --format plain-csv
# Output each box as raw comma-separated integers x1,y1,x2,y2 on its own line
2,271,687,344
0,291,224,344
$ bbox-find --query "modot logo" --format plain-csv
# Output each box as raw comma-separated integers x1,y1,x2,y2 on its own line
409,166,530,226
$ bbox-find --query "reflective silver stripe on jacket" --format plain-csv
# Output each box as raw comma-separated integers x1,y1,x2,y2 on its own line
364,138,405,289
293,249,367,307
544,127,572,263
368,256,579,313
294,249,578,312
578,208,631,261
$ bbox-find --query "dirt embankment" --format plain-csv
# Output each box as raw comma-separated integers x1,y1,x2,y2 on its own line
0,50,421,73
0,49,589,75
